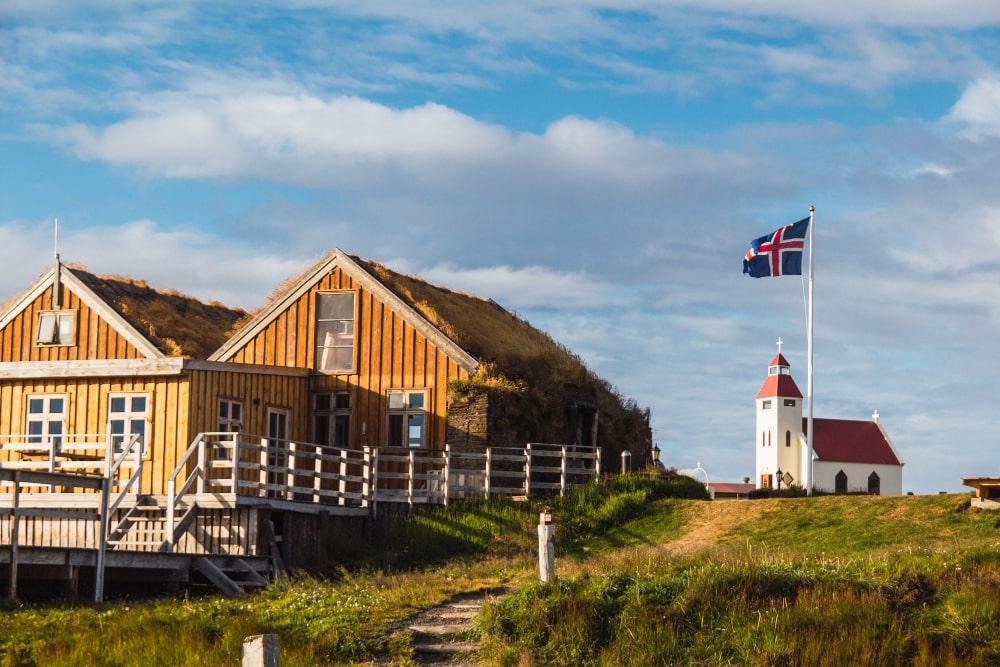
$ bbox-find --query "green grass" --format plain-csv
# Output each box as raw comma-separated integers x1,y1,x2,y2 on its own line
2,480,998,666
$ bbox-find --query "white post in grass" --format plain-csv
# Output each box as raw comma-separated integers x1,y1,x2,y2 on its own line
242,634,279,667
538,509,555,583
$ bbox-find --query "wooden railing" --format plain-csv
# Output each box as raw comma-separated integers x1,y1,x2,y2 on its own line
442,442,602,500
162,435,602,536
0,431,144,495
163,433,370,549
0,469,112,603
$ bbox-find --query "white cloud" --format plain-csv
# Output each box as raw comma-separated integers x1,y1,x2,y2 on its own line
410,263,609,310
0,218,303,310
945,77,1000,138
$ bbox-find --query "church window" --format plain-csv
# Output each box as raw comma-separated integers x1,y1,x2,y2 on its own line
762,400,772,409
868,472,881,495
767,431,771,447
785,430,791,447
835,470,848,494
784,399,796,407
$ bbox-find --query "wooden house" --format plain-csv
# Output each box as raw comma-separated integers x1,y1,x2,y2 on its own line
0,248,649,598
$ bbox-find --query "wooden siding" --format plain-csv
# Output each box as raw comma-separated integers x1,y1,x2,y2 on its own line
0,376,189,495
226,267,471,452
185,368,310,441
0,283,144,363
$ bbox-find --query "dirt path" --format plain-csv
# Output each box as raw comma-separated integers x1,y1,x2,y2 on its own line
366,500,763,665
370,586,509,666
654,499,766,557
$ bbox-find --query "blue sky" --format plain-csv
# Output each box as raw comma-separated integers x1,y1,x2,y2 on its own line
3,1,1000,493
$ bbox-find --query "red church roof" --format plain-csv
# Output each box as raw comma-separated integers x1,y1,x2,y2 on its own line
770,353,792,367
756,352,802,398
756,375,802,399
805,418,902,465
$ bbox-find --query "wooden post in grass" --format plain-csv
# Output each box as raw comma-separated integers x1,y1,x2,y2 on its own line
242,634,279,667
538,509,555,583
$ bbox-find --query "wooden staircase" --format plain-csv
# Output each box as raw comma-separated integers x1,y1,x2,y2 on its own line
107,495,172,550
106,495,272,597
193,556,269,596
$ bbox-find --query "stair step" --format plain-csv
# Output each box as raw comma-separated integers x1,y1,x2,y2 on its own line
412,642,479,654
408,623,472,635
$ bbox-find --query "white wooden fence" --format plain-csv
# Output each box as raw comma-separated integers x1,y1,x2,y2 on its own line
162,434,602,536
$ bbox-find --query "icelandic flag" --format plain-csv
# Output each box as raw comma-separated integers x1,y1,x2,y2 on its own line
743,218,809,278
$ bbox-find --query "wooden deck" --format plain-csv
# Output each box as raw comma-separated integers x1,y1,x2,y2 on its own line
2,433,601,600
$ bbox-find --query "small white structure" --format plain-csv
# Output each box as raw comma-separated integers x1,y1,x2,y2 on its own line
754,343,904,495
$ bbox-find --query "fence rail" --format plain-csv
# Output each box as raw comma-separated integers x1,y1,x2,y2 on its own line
159,434,602,534
2,432,602,554
0,431,144,492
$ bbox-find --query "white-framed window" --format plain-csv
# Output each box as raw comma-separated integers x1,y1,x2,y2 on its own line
315,292,356,373
386,389,426,448
219,399,244,433
26,394,66,445
314,392,351,447
36,310,77,346
108,393,150,457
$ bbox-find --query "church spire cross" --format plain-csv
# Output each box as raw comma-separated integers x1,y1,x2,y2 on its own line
776,337,783,354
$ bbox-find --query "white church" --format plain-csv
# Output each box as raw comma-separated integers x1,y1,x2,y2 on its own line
755,343,904,495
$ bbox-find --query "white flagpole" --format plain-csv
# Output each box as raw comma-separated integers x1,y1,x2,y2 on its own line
806,205,815,496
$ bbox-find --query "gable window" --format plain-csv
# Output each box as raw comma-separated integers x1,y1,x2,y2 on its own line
386,389,426,448
315,292,356,373
108,393,150,457
314,392,351,447
26,394,66,446
36,310,77,346
219,399,243,433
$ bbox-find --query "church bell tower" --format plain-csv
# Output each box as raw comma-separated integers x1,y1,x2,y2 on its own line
755,338,804,490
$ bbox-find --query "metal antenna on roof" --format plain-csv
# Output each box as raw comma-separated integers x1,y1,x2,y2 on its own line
53,217,62,308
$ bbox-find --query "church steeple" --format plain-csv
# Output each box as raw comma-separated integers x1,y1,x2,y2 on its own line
756,339,802,400
755,338,804,490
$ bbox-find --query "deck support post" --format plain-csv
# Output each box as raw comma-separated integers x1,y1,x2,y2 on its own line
8,471,20,599
95,476,110,603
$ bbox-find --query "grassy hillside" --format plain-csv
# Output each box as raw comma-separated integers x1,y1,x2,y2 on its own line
1,480,998,666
